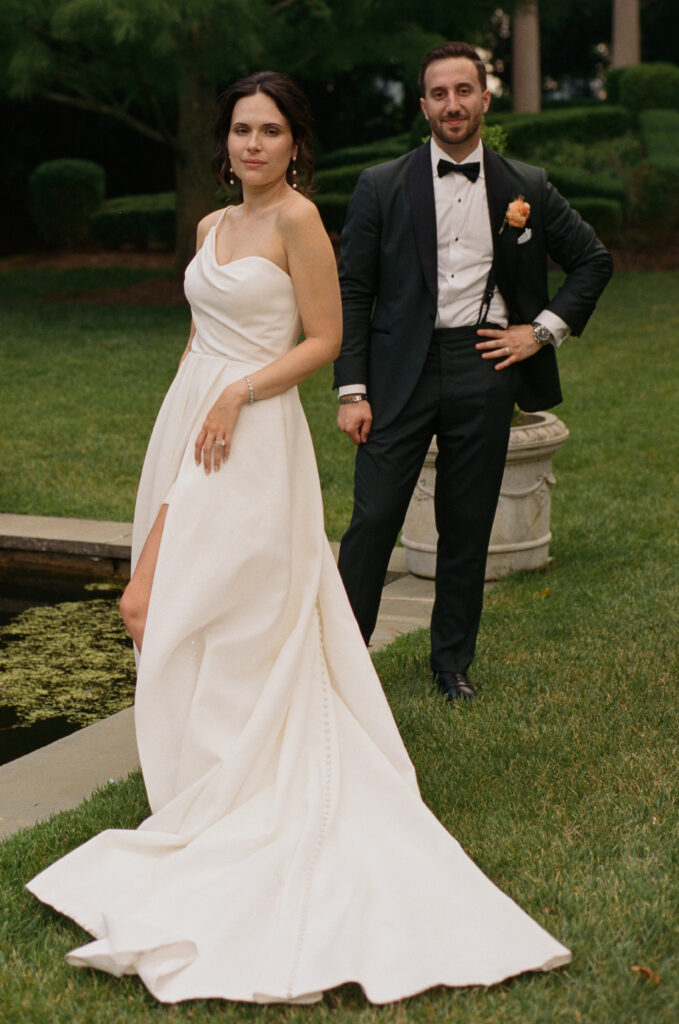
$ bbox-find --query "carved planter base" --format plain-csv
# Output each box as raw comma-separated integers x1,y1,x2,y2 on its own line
401,411,569,580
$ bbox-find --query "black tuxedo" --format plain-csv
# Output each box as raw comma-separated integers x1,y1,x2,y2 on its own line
335,143,612,672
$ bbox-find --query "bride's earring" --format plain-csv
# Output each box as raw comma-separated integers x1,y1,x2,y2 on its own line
291,156,298,190
228,158,235,187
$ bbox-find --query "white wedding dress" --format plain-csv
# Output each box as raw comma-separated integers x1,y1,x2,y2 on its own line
27,218,571,1004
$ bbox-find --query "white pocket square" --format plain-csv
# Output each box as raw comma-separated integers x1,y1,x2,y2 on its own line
517,228,532,245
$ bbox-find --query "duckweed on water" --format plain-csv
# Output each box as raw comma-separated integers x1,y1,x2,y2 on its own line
0,599,135,726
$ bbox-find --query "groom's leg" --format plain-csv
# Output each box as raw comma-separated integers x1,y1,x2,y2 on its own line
430,328,518,673
338,370,438,645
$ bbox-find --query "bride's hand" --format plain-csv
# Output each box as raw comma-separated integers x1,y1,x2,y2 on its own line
194,379,249,474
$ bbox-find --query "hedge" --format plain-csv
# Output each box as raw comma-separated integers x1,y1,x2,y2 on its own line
639,109,679,165
625,161,679,234
569,197,623,243
314,193,351,234
89,190,352,245
316,135,409,169
619,62,679,113
90,192,176,249
28,158,106,247
486,105,630,156
546,166,625,202
315,162,378,195
604,67,626,104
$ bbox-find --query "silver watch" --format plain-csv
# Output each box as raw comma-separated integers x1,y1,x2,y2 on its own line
532,322,553,347
338,394,367,405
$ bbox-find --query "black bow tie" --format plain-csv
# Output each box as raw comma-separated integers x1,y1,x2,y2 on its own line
437,159,480,183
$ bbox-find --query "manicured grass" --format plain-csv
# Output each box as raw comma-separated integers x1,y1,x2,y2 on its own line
0,267,354,538
1,267,678,1019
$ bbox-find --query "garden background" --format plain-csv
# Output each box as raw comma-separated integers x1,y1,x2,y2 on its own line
1,2,678,1021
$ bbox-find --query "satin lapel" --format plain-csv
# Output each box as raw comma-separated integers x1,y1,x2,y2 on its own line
407,144,437,300
483,146,518,311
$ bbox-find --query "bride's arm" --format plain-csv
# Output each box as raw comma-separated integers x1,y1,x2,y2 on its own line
246,201,342,397
195,201,341,473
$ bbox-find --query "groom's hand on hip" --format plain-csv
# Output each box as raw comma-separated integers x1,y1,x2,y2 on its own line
338,399,373,445
476,325,541,370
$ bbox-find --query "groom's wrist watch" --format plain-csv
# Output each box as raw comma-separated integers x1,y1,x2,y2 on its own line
532,322,554,347
339,394,367,405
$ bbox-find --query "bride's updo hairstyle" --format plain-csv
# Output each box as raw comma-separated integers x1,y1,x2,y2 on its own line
213,71,314,196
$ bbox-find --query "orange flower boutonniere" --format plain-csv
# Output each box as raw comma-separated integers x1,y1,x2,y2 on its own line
500,195,531,234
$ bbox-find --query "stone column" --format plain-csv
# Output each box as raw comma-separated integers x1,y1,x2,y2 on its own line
512,1,541,113
611,0,641,68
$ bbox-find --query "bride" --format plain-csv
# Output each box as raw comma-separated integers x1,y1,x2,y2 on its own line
27,71,571,1005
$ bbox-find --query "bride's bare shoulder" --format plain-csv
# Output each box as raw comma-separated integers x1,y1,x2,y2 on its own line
278,191,323,242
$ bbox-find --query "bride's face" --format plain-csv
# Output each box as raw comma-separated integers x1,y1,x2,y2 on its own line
228,92,297,190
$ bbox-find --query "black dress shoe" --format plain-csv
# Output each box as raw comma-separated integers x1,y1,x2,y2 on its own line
433,670,478,702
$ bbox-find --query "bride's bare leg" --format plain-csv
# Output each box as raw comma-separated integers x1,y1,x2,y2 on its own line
120,504,168,651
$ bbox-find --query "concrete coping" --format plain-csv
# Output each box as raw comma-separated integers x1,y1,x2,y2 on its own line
0,513,132,559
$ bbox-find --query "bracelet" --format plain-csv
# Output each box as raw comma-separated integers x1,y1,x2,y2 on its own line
339,394,366,405
244,375,255,405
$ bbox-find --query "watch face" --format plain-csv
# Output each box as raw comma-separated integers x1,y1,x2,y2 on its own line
533,324,551,344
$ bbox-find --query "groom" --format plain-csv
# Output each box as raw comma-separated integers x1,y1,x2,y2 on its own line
334,41,613,701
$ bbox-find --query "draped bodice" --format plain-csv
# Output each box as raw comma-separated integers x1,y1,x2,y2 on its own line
184,223,301,365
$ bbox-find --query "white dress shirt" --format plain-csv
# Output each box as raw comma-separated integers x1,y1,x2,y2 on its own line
339,138,569,397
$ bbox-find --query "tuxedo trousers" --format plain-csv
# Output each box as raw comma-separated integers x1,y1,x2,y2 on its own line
338,326,518,673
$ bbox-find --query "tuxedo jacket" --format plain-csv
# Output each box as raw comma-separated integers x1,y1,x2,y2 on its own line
334,143,613,427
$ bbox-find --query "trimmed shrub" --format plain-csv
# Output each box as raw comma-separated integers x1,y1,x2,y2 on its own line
28,158,106,248
626,160,679,236
314,193,351,234
546,166,625,201
315,163,378,194
408,111,429,150
639,109,679,164
316,135,409,169
619,62,679,113
488,105,630,156
604,67,626,104
569,198,623,243
90,192,176,249
481,122,508,155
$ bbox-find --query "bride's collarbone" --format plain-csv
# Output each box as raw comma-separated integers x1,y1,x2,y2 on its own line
213,235,289,275
215,207,289,274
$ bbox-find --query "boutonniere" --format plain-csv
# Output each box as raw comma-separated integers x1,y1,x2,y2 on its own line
500,195,531,234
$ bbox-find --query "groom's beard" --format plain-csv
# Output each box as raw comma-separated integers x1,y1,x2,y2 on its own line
429,108,483,151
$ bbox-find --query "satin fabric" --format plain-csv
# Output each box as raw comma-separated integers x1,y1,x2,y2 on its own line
27,222,571,1003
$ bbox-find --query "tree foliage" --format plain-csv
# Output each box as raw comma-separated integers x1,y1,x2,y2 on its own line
0,0,526,262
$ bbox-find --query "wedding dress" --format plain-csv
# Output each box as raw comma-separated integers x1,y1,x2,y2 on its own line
27,216,571,1004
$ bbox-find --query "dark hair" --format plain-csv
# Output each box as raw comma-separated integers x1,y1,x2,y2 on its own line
213,71,314,195
419,42,487,96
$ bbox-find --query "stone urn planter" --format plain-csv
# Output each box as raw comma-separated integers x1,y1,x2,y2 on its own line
401,411,570,581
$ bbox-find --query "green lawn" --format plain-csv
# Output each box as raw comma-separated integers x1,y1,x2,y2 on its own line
1,267,678,1021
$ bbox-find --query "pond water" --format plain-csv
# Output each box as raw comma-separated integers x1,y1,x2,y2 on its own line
0,582,135,767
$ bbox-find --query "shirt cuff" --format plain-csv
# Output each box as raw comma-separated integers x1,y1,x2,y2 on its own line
338,384,367,397
535,310,570,348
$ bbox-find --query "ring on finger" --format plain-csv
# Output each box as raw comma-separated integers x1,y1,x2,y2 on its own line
505,346,511,356
214,439,226,447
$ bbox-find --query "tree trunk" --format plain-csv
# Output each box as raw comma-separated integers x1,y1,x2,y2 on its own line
174,72,219,274
512,1,541,113
611,0,640,68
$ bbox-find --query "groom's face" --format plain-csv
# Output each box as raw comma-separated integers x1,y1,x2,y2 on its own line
420,57,490,158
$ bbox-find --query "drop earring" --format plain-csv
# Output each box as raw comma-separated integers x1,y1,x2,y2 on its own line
228,158,235,187
291,156,298,190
